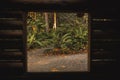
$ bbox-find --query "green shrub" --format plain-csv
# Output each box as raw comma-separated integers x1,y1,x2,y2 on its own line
27,12,88,54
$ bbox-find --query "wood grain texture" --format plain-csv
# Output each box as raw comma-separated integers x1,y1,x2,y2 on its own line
0,0,119,80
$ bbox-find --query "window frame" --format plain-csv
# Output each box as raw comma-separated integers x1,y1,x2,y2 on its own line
24,10,91,74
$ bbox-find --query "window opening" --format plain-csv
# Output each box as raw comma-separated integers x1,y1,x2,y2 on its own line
27,12,89,72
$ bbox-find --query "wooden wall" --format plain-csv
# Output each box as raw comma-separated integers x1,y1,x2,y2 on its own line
0,0,119,80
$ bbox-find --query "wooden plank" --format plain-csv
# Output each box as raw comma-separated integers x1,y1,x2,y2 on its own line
0,39,23,49
0,60,23,63
1,49,23,52
0,11,23,18
0,51,22,56
22,12,27,72
0,35,22,39
91,49,119,53
91,20,119,27
91,47,119,54
0,30,23,36
0,20,23,26
92,30,120,34
91,38,120,60
0,25,23,30
91,39,120,45
92,39,120,42
91,39,120,51
91,21,120,33
0,62,24,75
0,39,22,42
90,0,119,9
91,51,117,59
0,43,22,49
91,26,120,31
0,52,24,60
0,0,88,11
0,39,22,43
0,1,85,6
91,13,119,19
91,60,117,72
91,33,120,39
92,43,120,50
0,0,87,4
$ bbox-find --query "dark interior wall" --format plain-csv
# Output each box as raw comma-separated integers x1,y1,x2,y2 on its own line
0,0,119,80
0,0,88,11
8,0,85,3
0,0,86,4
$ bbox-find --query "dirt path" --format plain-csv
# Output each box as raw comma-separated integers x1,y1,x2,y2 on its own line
27,49,88,72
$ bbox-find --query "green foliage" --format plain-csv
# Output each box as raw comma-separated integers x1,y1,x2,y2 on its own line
52,30,72,50
72,27,88,50
27,13,47,49
27,12,88,54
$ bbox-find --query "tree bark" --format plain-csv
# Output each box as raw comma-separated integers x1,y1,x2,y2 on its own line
44,12,49,32
53,12,57,30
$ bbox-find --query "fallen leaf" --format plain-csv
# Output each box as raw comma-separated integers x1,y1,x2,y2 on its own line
51,68,59,72
61,65,66,68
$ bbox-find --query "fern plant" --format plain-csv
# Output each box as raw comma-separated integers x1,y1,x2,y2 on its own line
73,26,88,50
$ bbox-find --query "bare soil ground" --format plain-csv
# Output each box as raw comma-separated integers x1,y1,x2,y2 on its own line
27,48,88,72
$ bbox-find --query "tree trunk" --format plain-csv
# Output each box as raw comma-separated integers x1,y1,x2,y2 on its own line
44,12,49,32
34,12,36,20
53,12,57,30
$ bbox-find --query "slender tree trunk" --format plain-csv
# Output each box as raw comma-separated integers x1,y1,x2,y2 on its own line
34,12,37,20
53,12,57,30
44,12,49,32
